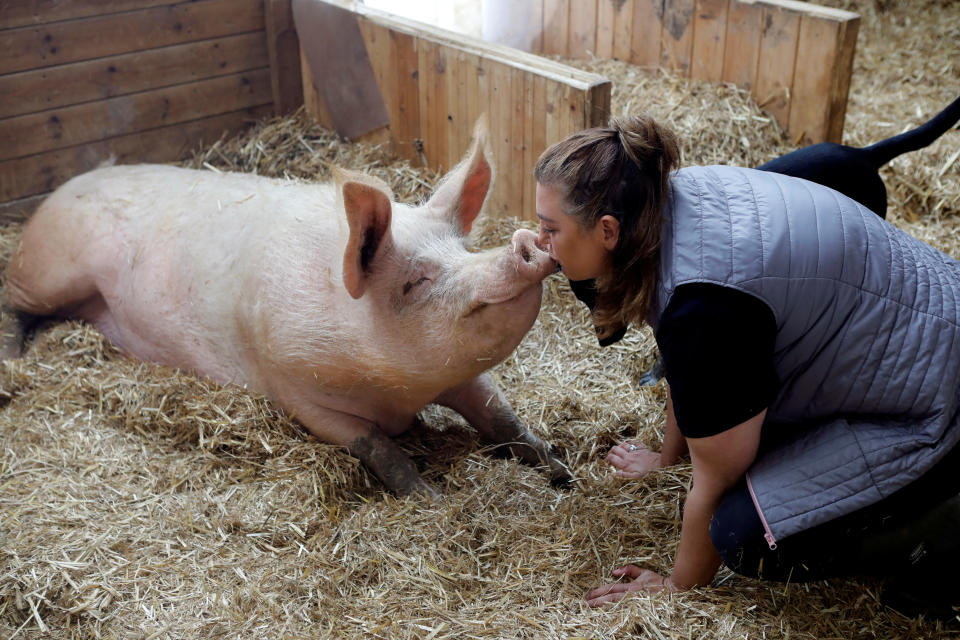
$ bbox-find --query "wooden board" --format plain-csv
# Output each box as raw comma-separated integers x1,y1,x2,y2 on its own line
1,70,272,162
265,0,304,115
292,0,388,139
542,0,570,56
0,0,276,210
690,0,729,83
754,3,800,126
0,0,264,75
611,0,635,61
630,0,663,69
660,0,696,75
298,0,610,221
568,0,598,59
0,33,268,120
482,0,860,143
0,0,176,30
595,0,615,59
790,11,858,144
0,106,273,205
721,0,762,91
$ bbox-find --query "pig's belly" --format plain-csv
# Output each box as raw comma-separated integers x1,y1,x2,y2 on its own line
91,303,246,386
81,266,251,386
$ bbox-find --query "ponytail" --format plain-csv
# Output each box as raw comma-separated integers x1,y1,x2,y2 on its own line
534,114,681,331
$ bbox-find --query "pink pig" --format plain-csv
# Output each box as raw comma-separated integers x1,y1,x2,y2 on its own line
0,124,568,497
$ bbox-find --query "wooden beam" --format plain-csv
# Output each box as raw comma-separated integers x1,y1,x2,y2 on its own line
0,69,272,162
0,106,273,204
0,0,264,75
480,0,860,144
630,0,663,69
789,11,859,144
0,33,268,120
542,0,570,55
754,3,800,128
690,0,729,83
265,0,303,116
0,0,174,30
611,0,636,61
297,1,610,220
568,0,598,59
291,0,389,140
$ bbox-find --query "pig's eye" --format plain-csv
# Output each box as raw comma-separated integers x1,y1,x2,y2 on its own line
402,276,430,295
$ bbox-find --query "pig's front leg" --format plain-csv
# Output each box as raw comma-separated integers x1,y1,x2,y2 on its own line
435,374,572,485
288,401,440,499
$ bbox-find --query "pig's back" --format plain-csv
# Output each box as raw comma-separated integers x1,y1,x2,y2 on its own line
38,164,342,386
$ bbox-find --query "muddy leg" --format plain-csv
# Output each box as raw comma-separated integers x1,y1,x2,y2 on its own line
287,400,440,499
435,374,572,485
348,428,441,500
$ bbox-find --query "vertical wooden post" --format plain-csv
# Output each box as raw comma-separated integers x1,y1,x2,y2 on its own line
660,0,695,75
630,0,663,68
690,0,728,83
755,4,800,129
265,0,303,116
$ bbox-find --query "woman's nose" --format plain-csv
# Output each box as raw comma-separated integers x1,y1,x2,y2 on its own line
536,226,550,250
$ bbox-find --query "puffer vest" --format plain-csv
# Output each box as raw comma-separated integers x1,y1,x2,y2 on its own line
653,165,960,545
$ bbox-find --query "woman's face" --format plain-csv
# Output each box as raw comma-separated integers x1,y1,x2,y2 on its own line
535,183,618,282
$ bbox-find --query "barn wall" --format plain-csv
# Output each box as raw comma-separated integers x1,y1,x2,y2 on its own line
297,1,612,221
483,0,860,146
0,0,299,221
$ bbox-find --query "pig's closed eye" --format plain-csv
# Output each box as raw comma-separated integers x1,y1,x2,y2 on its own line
402,276,430,295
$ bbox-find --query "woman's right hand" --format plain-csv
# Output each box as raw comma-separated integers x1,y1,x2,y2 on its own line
605,441,664,478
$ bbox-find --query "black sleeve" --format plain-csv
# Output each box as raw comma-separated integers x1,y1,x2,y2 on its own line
568,278,628,346
655,283,779,438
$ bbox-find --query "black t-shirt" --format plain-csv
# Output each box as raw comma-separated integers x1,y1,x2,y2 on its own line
656,283,779,438
568,278,779,437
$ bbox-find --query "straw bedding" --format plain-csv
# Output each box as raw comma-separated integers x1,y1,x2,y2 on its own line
1,0,958,637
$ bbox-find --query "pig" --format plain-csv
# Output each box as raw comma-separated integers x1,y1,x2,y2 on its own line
0,121,570,498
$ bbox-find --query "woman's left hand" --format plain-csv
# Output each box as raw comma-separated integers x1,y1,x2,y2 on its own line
585,565,680,607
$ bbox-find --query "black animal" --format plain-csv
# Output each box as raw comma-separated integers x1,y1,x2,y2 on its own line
570,92,960,385
756,92,960,219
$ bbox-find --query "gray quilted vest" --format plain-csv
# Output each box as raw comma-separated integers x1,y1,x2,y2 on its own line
653,165,960,545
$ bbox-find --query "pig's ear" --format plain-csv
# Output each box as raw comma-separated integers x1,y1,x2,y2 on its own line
426,116,493,235
337,170,394,299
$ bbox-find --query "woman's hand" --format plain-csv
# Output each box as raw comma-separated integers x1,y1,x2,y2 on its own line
585,565,680,606
605,441,664,478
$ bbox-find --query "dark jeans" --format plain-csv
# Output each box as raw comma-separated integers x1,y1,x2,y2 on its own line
711,440,960,582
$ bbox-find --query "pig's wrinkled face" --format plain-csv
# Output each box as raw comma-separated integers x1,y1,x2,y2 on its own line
335,120,556,389
377,209,554,379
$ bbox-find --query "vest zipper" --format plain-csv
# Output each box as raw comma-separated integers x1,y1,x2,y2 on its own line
745,472,778,550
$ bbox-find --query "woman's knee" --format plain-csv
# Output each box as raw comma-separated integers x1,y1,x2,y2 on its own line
710,481,767,578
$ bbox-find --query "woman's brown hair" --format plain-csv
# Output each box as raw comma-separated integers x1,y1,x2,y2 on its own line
533,113,680,333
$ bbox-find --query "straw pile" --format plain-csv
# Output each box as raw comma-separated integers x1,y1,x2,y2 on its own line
1,0,958,637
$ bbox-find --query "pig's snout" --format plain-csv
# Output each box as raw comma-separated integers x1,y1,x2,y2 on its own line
511,229,556,281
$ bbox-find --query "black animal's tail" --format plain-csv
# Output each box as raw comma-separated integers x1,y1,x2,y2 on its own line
863,93,960,168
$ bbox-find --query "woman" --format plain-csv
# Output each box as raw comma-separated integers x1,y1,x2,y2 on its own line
534,114,960,618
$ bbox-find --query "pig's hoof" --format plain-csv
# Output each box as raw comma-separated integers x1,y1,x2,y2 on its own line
0,344,21,362
549,459,574,488
395,477,443,502
0,307,31,361
0,335,24,361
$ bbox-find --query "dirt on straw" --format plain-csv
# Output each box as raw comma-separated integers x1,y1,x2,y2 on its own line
1,0,958,638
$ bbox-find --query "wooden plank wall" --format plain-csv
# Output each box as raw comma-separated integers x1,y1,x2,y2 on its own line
485,0,860,145
299,3,611,221
0,0,287,220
